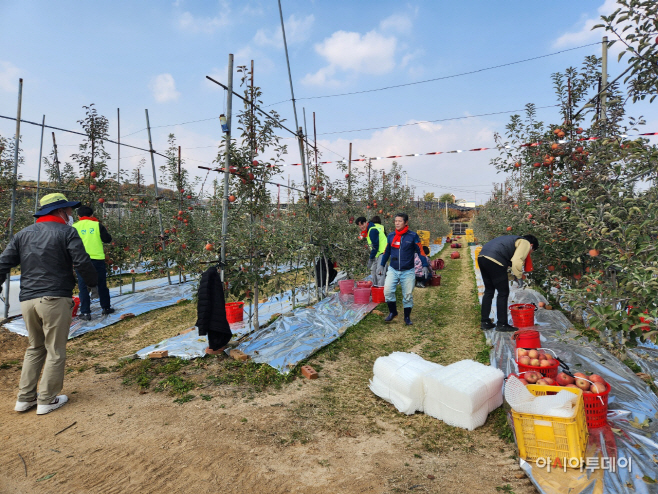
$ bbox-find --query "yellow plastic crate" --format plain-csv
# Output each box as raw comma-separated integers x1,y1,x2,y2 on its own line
417,230,430,239
512,385,588,466
465,229,474,235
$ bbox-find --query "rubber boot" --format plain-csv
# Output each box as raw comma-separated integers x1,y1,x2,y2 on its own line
384,302,398,322
404,307,413,325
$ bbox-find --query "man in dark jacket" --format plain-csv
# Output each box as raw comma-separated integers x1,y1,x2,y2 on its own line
73,205,114,320
378,212,429,325
478,234,538,332
0,193,98,415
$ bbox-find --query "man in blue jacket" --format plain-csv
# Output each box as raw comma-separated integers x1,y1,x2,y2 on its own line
378,213,429,325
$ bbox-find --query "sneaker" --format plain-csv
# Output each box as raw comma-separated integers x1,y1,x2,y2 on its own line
36,395,68,415
79,313,92,321
496,323,518,332
480,319,496,330
14,399,38,412
101,307,115,315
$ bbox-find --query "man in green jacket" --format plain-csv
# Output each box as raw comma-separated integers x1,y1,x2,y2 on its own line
356,216,387,286
73,206,114,320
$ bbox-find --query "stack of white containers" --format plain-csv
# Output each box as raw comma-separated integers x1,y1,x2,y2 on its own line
423,359,504,430
369,352,443,415
370,353,504,430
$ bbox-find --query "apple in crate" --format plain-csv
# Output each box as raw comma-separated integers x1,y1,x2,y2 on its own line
538,353,548,360
589,374,606,384
518,356,531,365
528,349,539,359
590,382,607,394
525,371,540,384
546,359,558,366
540,360,552,367
517,348,529,358
556,372,575,386
543,377,555,385
530,358,540,367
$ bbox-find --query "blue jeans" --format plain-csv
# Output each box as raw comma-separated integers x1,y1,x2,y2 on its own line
384,267,415,308
77,259,111,314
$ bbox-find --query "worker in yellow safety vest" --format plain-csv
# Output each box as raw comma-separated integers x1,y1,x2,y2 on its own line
356,215,388,286
73,206,115,320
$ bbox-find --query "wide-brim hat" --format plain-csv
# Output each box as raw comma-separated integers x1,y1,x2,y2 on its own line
33,193,81,217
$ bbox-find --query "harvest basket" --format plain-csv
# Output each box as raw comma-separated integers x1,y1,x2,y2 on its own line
225,302,244,323
582,381,611,428
516,348,560,379
510,303,537,328
512,384,588,464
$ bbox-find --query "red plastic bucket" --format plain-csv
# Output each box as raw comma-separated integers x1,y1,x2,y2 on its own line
353,287,371,304
225,302,244,323
339,280,355,295
430,275,441,287
72,296,80,317
371,286,385,303
356,281,373,289
513,329,541,349
583,381,611,428
509,303,536,328
431,259,445,270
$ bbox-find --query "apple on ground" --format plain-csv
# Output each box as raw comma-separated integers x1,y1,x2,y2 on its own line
556,372,575,386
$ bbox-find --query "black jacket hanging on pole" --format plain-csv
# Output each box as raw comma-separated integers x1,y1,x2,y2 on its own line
195,266,232,350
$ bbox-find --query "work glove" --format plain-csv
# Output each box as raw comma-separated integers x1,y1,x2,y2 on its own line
89,286,99,299
376,265,385,277
422,267,431,279
367,258,374,269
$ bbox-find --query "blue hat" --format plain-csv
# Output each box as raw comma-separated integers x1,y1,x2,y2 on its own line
33,193,81,217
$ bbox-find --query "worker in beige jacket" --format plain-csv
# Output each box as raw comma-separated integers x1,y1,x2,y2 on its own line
477,234,539,331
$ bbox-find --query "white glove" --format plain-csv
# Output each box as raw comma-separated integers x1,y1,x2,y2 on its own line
89,286,99,299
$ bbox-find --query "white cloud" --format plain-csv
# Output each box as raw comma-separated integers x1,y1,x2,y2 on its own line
254,14,315,47
0,61,21,92
149,74,181,103
553,0,618,48
303,30,397,85
379,13,413,35
177,2,230,33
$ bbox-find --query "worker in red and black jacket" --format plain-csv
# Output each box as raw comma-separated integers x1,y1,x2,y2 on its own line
378,212,429,325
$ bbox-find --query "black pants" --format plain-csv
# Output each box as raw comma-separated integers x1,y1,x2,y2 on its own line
479,257,509,324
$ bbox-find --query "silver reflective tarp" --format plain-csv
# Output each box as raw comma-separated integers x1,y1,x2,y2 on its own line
470,246,658,493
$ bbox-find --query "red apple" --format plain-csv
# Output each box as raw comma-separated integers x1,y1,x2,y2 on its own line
530,359,540,367
589,374,606,384
543,377,555,386
528,349,539,359
525,372,540,384
518,356,531,366
573,372,587,379
536,379,549,385
590,382,607,394
566,384,579,388
540,360,552,368
556,372,574,386
517,348,529,358
518,378,529,385
575,378,591,391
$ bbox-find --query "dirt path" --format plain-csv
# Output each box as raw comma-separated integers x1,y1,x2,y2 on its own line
0,244,536,494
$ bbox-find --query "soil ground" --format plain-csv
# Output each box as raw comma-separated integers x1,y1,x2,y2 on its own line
0,244,537,494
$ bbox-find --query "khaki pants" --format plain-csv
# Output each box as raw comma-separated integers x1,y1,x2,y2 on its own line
18,297,73,405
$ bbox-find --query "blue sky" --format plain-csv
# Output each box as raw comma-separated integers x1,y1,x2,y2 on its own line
1,0,655,202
